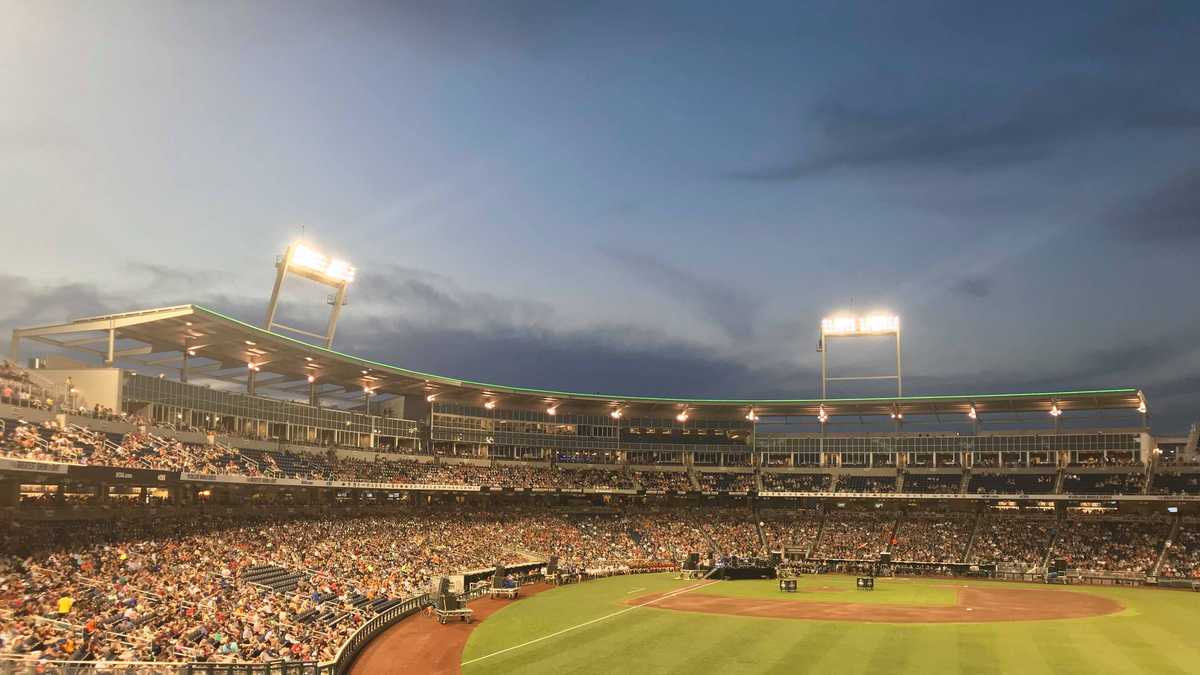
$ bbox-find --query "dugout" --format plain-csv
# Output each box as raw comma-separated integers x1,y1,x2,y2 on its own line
453,561,543,593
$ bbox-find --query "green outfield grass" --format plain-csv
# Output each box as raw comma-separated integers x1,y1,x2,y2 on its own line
461,573,1200,674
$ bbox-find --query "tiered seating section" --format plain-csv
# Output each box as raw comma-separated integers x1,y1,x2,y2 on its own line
903,473,962,494
761,473,830,492
4,419,1192,498
0,505,1192,665
968,473,1054,495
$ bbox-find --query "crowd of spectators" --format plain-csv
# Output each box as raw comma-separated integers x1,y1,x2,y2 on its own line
813,512,895,560
1149,470,1200,495
1069,454,1141,467
837,476,896,493
968,473,1054,495
1051,515,1170,575
2,421,275,477
902,474,961,494
1158,523,1200,579
969,514,1054,568
0,421,651,491
0,491,1190,667
1061,472,1146,495
632,470,691,492
0,364,58,412
696,472,755,492
761,473,831,492
891,513,973,562
760,512,822,551
0,508,703,665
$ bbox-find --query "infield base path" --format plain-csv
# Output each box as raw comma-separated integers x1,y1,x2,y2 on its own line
626,585,1123,623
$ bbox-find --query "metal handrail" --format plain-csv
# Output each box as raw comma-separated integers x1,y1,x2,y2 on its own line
329,593,430,674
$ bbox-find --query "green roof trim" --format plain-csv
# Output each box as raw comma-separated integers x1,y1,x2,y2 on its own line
192,305,1140,406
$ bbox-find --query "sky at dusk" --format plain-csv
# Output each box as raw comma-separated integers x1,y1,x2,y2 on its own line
1,1,1198,430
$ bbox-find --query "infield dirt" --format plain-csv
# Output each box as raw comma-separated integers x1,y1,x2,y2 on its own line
624,584,1123,623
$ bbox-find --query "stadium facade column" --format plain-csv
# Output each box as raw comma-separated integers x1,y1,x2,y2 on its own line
0,480,18,507
247,369,257,396
750,418,758,468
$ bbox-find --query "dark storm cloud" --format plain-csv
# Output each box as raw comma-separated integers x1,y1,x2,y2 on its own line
1105,168,1200,243
1061,333,1200,386
129,263,224,289
952,277,993,299
1081,2,1200,62
907,329,1200,430
350,266,555,331
358,322,808,400
597,246,762,341
0,275,115,328
730,74,1200,181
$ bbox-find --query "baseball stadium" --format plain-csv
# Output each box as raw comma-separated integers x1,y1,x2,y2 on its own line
0,242,1198,675
5,4,1200,674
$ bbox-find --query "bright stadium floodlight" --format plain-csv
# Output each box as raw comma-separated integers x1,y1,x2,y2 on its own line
676,410,689,423
484,400,497,410
264,241,356,348
817,313,902,399
610,409,623,419
547,405,558,416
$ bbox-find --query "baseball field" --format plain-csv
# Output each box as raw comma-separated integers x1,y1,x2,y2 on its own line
453,573,1199,674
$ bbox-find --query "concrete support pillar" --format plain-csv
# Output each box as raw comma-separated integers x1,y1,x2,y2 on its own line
0,480,19,507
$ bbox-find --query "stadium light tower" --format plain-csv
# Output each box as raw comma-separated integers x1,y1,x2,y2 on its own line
264,242,356,348
817,314,902,399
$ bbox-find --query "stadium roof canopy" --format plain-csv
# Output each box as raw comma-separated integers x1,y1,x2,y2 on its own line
11,305,1147,420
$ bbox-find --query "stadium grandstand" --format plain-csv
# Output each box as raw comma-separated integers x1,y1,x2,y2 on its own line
2,303,1199,673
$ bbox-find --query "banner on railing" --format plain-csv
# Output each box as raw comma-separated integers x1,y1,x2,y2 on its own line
178,472,482,492
68,465,177,484
0,457,69,474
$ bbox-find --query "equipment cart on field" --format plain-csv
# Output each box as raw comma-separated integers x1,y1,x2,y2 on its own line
434,605,474,624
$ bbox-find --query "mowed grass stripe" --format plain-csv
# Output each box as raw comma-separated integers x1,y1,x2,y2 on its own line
761,619,855,674
694,574,958,607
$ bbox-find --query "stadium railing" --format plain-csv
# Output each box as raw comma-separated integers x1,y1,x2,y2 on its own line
329,593,430,675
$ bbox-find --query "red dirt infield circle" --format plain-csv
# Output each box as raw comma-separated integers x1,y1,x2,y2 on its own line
625,584,1124,623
